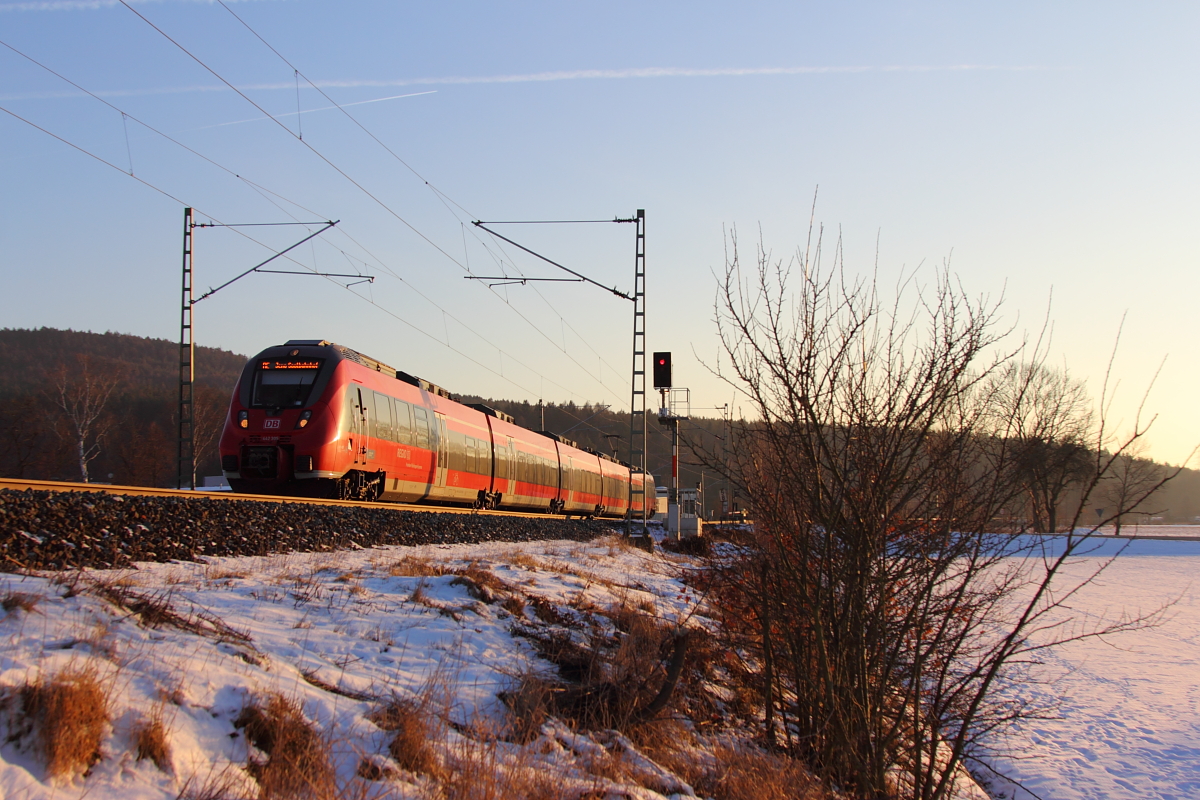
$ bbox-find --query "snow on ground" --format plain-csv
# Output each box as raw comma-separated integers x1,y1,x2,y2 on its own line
988,536,1200,800
0,533,713,800
13,521,1184,800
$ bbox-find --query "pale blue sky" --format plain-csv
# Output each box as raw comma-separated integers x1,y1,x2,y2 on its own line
2,1,1198,464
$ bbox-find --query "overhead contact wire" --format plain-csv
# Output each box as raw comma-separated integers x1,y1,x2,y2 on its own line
211,0,632,408
0,37,599,408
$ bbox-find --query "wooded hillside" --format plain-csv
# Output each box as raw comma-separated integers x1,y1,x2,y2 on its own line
0,328,245,485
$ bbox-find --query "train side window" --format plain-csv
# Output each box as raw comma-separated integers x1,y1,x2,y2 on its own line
372,391,393,442
450,431,465,472
413,407,430,450
394,401,413,445
364,390,379,440
466,438,477,474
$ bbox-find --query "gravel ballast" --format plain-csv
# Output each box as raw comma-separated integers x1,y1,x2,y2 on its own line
0,488,618,572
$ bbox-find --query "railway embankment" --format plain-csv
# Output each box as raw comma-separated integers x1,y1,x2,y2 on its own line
0,488,615,573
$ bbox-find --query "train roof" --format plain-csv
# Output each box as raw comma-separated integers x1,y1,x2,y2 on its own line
276,339,648,476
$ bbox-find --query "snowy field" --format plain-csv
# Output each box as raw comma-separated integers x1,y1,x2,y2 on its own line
989,536,1200,800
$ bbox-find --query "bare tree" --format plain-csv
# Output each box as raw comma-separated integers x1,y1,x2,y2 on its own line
49,357,121,483
701,226,1175,799
997,363,1094,532
1100,443,1167,534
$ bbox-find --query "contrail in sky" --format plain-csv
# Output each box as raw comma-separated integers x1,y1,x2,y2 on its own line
182,90,437,131
0,0,270,10
0,63,1061,101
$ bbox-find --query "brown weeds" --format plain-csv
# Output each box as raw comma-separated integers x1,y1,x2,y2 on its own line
132,708,172,772
367,697,445,780
501,674,555,743
19,665,109,780
2,591,41,614
501,595,526,617
449,563,512,603
698,744,825,800
234,693,334,800
388,555,449,578
176,766,255,800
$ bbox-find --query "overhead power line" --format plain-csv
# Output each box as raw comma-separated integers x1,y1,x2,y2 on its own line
0,37,620,410
208,0,634,403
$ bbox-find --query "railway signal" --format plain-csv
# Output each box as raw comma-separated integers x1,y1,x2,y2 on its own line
653,352,672,389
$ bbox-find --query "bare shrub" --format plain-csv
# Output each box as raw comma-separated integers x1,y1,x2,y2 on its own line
19,665,109,780
512,599,690,732
133,708,172,772
701,224,1177,798
234,693,334,799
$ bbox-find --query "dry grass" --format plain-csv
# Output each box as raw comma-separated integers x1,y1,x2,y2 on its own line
176,766,255,800
132,708,172,772
367,697,446,780
698,744,826,800
235,693,335,800
2,590,41,614
18,665,109,780
388,555,450,578
500,674,555,743
443,746,563,800
501,594,526,617
203,565,250,582
449,563,512,603
502,551,542,571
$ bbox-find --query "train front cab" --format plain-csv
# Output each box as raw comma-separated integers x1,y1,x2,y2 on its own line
220,346,346,497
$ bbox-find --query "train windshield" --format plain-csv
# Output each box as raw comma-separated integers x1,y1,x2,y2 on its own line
251,359,325,408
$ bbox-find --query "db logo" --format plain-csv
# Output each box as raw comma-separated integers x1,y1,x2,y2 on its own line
263,418,281,429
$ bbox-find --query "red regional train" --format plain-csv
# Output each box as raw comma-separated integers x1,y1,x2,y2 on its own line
218,340,654,518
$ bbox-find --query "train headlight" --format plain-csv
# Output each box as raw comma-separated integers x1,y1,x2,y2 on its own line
295,410,312,429
238,410,249,429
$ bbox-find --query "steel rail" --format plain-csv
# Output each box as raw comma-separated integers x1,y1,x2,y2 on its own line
0,479,612,521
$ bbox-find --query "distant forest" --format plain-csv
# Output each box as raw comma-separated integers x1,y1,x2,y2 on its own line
1,327,1197,524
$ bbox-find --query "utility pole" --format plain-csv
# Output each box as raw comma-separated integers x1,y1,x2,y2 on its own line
627,210,649,547
176,211,359,490
470,211,649,547
177,208,195,492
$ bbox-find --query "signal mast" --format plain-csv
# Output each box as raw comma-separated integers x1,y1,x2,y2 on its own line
654,352,699,539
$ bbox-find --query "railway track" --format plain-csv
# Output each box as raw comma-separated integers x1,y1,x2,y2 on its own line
0,478,589,520
0,478,622,574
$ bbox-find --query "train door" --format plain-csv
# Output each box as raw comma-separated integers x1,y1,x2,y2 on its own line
347,386,368,467
434,413,449,488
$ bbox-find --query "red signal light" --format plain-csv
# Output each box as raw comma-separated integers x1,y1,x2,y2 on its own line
652,352,672,388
